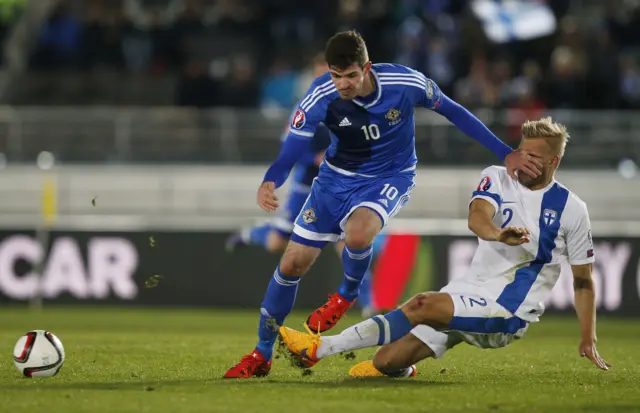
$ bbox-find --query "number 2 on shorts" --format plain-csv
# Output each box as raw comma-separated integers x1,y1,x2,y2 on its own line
460,295,488,307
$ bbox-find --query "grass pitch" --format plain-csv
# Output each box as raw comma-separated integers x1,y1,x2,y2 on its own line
0,307,638,413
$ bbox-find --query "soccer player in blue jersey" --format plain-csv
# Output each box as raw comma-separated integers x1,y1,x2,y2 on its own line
224,55,379,315
225,55,332,254
223,31,543,378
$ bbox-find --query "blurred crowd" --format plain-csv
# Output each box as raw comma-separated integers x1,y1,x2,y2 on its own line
1,0,640,110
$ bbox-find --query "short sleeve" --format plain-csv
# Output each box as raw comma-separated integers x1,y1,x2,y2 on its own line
565,201,595,265
470,167,503,217
404,70,443,110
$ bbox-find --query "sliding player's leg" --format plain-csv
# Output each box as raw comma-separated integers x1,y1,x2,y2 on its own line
348,333,434,377
281,292,455,367
281,284,528,369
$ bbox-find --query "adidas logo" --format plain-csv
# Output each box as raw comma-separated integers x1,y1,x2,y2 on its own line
377,198,389,207
339,117,352,127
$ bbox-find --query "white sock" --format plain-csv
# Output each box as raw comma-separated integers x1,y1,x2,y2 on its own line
316,318,380,358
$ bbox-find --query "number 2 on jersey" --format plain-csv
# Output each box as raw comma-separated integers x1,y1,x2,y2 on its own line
361,124,380,140
502,208,513,228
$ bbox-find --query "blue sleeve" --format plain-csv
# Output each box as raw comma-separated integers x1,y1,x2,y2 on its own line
263,79,330,187
434,94,512,161
402,68,512,160
263,133,311,188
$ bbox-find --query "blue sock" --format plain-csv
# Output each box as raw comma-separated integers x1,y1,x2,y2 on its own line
358,269,372,309
255,266,300,360
338,246,373,302
374,308,413,345
242,224,271,249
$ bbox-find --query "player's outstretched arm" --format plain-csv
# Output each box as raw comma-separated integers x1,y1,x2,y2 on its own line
572,263,611,370
263,133,312,189
468,199,529,245
433,95,542,179
258,132,313,212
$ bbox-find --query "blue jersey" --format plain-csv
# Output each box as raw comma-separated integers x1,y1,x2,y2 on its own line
288,63,442,177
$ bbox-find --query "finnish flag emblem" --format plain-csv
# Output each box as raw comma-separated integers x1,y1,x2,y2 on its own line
543,209,557,226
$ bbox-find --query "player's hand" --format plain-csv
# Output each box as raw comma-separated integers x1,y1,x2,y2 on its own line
257,181,279,212
505,149,543,179
497,226,530,246
579,339,611,370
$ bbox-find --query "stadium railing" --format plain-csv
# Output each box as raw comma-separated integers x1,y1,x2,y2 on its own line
0,106,638,167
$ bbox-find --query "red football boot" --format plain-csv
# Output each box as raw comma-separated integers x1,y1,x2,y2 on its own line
223,350,271,378
306,293,355,333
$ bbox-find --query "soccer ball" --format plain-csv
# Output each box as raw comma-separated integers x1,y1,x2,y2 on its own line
13,330,65,378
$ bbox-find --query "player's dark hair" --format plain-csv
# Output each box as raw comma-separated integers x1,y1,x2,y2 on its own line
324,31,369,69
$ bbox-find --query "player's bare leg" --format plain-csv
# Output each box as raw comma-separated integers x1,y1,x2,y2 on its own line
279,291,454,367
224,240,321,378
306,207,382,333
278,240,322,276
349,334,433,377
264,230,291,254
226,225,290,253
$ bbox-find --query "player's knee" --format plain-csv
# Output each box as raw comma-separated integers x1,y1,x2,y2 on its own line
344,229,373,250
402,293,435,324
265,232,287,253
344,209,382,250
279,245,317,276
401,293,452,328
279,256,310,276
372,346,403,373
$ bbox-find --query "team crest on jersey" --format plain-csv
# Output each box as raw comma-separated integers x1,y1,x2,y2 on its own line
542,209,557,226
291,109,306,130
477,176,491,191
302,207,316,224
385,108,401,126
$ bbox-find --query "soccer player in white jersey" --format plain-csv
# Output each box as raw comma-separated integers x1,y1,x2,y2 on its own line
279,117,611,377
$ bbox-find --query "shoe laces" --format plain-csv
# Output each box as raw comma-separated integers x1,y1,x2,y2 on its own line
303,322,323,351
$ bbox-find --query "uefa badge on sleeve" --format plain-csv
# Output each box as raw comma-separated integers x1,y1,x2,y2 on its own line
292,109,306,130
477,176,492,191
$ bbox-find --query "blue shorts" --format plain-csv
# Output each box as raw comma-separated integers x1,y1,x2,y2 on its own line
292,169,415,248
271,183,312,237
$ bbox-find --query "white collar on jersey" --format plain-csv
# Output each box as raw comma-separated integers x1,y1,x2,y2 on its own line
352,68,382,109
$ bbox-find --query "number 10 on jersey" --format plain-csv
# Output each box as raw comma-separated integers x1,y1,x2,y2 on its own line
361,124,380,140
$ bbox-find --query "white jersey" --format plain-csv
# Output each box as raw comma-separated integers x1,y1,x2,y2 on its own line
463,166,595,322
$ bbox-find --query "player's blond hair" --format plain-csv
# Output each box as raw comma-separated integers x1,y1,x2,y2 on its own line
521,116,570,157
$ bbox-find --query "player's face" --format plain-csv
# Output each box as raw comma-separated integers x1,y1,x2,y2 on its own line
329,63,370,100
517,138,559,188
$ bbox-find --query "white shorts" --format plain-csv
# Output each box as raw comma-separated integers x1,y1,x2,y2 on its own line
411,281,529,359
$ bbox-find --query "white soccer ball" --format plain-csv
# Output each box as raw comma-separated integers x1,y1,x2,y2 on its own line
13,330,65,378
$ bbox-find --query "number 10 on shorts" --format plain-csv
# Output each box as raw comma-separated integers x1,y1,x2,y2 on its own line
380,183,398,200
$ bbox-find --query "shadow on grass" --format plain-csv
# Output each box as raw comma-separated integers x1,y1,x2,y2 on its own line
0,376,459,391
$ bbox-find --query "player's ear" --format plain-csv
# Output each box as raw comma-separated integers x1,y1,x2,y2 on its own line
363,61,372,74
